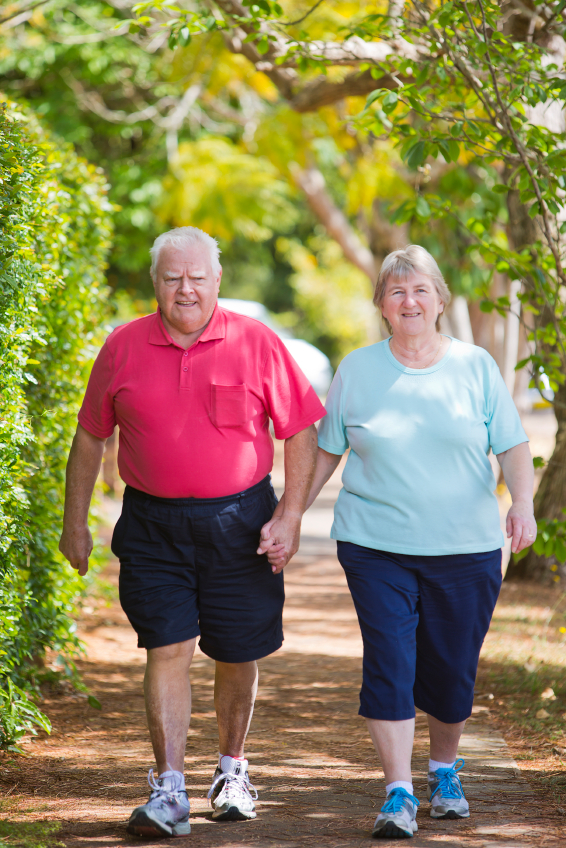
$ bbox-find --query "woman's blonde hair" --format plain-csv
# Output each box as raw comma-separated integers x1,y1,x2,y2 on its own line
374,245,451,332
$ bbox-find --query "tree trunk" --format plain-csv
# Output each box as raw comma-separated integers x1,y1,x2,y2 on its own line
506,382,566,580
501,279,521,396
504,182,563,580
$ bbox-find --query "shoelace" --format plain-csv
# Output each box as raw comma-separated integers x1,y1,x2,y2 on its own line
381,787,420,814
430,758,466,800
207,770,258,806
147,768,187,804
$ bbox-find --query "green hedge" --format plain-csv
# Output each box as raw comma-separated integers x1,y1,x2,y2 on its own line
0,100,112,748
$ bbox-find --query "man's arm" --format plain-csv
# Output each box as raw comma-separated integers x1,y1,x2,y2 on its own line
58,424,106,576
496,441,537,554
256,424,318,574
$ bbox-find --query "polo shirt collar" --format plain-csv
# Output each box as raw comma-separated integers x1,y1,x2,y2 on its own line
148,304,226,347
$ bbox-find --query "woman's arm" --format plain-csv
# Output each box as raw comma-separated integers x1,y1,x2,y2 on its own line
257,447,343,565
496,441,537,553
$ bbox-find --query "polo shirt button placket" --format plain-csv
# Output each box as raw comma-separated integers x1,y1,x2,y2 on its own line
180,349,191,389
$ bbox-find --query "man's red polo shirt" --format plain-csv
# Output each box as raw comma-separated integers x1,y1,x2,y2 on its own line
78,306,326,498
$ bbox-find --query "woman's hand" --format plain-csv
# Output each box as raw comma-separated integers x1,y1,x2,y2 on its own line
506,500,537,554
497,443,536,554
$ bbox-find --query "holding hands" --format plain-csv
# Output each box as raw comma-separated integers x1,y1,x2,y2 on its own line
257,500,301,574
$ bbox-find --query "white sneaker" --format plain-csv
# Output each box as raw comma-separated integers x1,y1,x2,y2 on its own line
427,759,470,819
372,788,419,839
127,769,191,838
208,755,258,821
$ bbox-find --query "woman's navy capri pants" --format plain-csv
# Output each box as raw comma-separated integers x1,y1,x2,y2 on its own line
337,542,502,724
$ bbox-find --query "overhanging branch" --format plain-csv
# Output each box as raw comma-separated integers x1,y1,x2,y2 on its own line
293,166,376,281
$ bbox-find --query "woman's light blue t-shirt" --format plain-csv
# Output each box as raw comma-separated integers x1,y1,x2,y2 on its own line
317,338,528,556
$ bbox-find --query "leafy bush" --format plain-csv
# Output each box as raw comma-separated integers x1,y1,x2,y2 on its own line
0,100,112,748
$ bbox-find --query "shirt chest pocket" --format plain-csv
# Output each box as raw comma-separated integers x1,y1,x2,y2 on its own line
210,384,249,428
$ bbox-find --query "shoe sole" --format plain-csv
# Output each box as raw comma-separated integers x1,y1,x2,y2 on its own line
430,809,469,820
127,809,191,837
372,821,417,839
212,806,257,822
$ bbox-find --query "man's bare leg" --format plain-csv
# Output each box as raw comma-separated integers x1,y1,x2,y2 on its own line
144,638,196,774
214,660,258,757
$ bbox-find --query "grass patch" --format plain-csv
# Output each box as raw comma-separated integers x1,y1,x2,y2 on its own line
0,821,63,848
476,580,566,811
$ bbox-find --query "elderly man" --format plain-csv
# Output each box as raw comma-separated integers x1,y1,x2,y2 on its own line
58,226,325,838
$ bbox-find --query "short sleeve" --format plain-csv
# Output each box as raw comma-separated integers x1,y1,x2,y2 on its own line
261,336,326,439
317,368,349,455
486,360,528,454
77,340,117,439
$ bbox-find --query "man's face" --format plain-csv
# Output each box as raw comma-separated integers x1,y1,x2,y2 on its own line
153,244,222,339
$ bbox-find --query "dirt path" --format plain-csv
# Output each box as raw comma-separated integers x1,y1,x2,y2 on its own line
1,459,564,847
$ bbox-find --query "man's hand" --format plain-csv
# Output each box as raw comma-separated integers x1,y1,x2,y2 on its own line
59,524,94,576
506,500,537,554
59,424,106,577
257,424,317,574
257,511,302,574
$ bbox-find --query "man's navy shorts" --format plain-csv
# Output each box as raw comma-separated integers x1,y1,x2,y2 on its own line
337,542,502,724
111,476,284,663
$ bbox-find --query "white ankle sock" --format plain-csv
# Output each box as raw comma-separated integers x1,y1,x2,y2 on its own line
218,753,246,770
386,780,413,797
429,759,455,773
158,770,185,791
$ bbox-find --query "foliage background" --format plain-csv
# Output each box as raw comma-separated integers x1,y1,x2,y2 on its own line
0,99,112,747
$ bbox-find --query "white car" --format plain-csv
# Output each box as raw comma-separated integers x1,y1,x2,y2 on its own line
219,298,333,395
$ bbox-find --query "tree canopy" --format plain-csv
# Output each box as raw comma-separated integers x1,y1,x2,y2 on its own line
3,0,566,578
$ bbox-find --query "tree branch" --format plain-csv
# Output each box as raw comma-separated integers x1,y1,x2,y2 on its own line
0,0,51,26
280,0,325,27
62,70,201,131
214,0,418,109
290,68,396,112
293,166,376,281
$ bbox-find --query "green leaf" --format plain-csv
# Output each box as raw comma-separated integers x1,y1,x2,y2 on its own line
88,695,102,711
532,456,546,469
533,535,546,556
556,537,566,563
365,89,385,109
544,537,555,557
382,91,398,115
447,139,460,162
178,26,191,46
405,141,426,169
492,184,510,194
415,196,431,219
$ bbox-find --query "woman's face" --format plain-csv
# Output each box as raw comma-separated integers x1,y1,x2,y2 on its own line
381,273,444,338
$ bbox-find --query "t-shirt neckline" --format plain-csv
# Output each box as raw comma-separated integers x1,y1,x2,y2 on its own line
384,335,454,374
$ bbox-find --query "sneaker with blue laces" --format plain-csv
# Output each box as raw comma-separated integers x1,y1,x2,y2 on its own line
427,759,470,819
372,787,419,839
127,769,191,838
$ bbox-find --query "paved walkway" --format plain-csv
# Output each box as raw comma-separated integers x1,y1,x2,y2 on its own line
7,466,558,847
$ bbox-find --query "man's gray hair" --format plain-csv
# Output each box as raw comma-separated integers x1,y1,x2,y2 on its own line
150,226,222,277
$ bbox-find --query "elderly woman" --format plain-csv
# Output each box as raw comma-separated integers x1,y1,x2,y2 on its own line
264,245,536,839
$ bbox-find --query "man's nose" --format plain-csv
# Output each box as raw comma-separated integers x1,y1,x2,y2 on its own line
177,275,195,295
